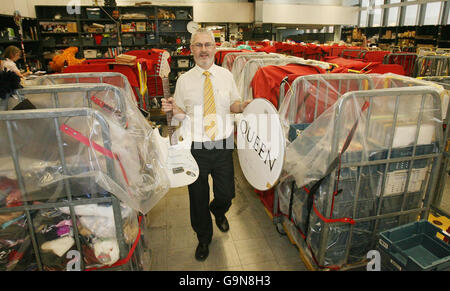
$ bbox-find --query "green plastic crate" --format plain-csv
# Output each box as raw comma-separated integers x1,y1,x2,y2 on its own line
378,220,450,271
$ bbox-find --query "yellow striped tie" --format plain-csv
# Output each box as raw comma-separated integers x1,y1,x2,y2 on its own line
203,71,217,140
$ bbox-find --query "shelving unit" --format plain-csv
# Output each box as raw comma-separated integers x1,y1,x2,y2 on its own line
169,55,194,93
0,14,42,71
243,23,275,41
341,24,450,51
35,5,194,75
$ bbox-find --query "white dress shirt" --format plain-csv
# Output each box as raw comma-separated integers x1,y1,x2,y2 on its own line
1,58,21,76
174,64,241,142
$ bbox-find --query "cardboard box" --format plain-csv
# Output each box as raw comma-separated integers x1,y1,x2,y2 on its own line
121,24,134,32
177,59,189,68
385,30,392,39
136,22,146,31
84,49,98,58
67,22,78,33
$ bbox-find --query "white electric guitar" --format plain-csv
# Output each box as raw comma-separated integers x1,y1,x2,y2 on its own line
151,78,199,188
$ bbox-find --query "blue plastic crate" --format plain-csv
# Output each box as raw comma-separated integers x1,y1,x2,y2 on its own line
378,220,450,271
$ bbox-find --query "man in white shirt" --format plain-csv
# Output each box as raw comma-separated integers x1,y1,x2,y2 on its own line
161,28,250,261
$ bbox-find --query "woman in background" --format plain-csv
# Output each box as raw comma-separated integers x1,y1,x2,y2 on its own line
1,45,31,78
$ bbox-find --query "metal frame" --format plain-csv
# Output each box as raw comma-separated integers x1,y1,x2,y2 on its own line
314,86,443,267
33,72,128,88
340,49,367,60
278,73,375,114
239,56,311,102
221,52,268,71
55,68,150,112
383,52,418,77
0,108,144,271
215,48,241,66
419,76,450,218
231,54,282,79
32,72,139,107
15,83,128,128
276,74,445,269
275,74,375,230
413,55,450,77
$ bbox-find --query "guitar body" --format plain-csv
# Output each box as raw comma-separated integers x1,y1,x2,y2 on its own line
153,76,199,188
151,120,199,188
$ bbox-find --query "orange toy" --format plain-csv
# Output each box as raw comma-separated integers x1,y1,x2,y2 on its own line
49,47,85,73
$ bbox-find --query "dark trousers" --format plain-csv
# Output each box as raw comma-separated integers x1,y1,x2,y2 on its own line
188,136,235,244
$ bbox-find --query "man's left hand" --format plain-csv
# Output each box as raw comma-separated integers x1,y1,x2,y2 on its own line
241,100,251,112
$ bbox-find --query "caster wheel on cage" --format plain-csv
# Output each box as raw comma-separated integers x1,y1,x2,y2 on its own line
275,223,286,235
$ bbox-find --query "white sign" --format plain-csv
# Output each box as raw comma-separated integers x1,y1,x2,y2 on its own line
237,98,285,191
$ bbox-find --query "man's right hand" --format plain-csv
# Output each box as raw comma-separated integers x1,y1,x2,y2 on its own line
161,97,175,113
161,97,186,120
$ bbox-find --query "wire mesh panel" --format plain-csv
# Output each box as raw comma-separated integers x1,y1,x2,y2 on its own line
362,51,391,63
238,57,311,101
0,108,145,271
29,72,137,109
276,73,448,269
340,49,367,60
275,74,375,239
222,52,268,72
13,83,128,128
420,77,450,217
413,55,450,77
230,53,283,84
383,53,417,77
215,48,244,67
278,74,374,136
61,63,151,111
284,86,443,269
8,84,170,214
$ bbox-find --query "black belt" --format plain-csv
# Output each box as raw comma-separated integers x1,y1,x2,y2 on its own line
191,135,234,150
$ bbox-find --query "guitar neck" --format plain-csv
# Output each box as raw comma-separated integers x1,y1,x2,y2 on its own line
162,77,177,146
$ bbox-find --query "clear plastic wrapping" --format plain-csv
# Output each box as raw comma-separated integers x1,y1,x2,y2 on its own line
26,72,138,108
278,73,446,268
2,83,170,214
0,108,148,270
237,57,311,101
222,52,267,72
230,53,283,84
279,73,449,143
0,192,140,270
283,84,443,193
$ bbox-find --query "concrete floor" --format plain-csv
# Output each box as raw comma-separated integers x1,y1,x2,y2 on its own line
143,150,308,271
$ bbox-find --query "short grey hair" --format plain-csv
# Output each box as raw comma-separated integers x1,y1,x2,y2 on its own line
190,28,215,45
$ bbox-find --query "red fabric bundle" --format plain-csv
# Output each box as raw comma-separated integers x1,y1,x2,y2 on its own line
366,63,405,75
254,46,277,54
326,57,405,75
251,63,326,108
384,54,417,77
214,49,250,66
125,49,172,76
304,44,324,60
63,62,142,104
323,45,363,58
274,42,284,53
362,51,391,63
326,56,375,71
